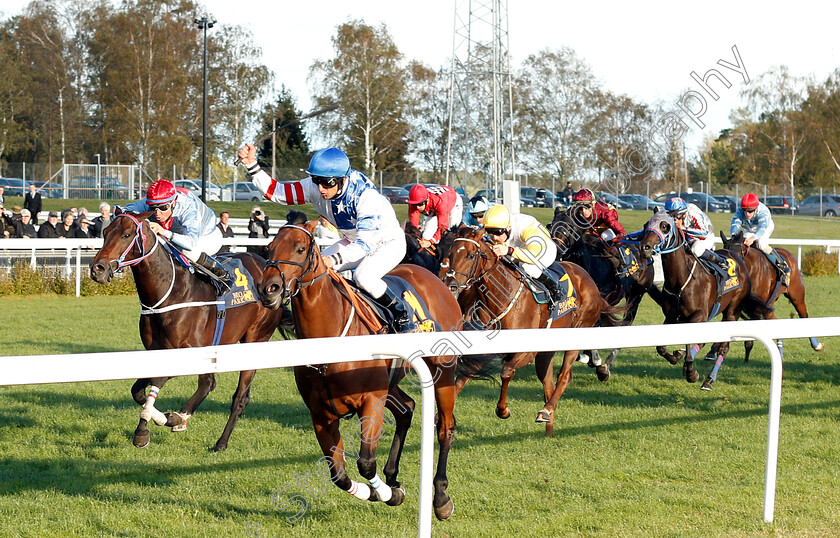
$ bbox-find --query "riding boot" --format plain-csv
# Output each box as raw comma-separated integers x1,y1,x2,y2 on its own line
536,270,561,302
196,252,230,280
766,250,791,286
700,250,730,273
374,287,418,333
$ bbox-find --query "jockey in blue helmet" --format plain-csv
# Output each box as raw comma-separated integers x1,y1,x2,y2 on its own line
665,196,728,271
236,143,417,333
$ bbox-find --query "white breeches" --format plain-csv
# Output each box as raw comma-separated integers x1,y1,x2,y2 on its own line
421,197,464,242
689,235,717,257
321,237,407,298
517,237,557,279
181,227,224,262
743,230,773,254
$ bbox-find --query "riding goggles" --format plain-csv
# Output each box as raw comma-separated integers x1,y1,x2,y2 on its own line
149,203,171,212
485,227,508,236
470,212,485,219
311,175,340,188
575,202,594,209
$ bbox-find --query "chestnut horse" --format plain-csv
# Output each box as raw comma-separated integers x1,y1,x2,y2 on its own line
257,220,468,521
718,231,823,361
89,212,284,451
639,211,750,390
440,226,619,436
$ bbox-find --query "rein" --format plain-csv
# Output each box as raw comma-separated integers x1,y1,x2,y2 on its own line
265,224,330,301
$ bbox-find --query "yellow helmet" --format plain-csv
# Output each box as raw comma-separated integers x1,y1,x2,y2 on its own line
484,204,511,230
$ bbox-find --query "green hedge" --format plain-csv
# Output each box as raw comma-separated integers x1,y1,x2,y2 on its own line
0,261,136,296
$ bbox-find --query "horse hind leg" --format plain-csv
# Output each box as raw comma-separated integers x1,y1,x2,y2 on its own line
432,362,458,521
536,349,579,437
213,370,255,452
381,386,415,501
355,395,403,507
533,351,557,436
784,285,824,351
701,342,730,391
134,378,171,448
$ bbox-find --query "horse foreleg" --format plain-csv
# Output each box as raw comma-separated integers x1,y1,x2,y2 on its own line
533,351,557,436
169,373,217,433
536,349,579,436
134,380,170,448
313,416,377,503
213,370,254,452
496,353,531,419
701,342,730,390
432,363,457,521
356,393,401,506
382,386,415,492
131,378,150,405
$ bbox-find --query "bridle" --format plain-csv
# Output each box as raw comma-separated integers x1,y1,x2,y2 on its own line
264,224,329,301
107,213,162,272
444,236,496,292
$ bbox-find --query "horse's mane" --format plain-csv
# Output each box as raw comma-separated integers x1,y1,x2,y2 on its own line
285,209,308,225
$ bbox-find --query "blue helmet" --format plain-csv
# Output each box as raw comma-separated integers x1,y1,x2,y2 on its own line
468,196,489,214
664,196,687,216
305,148,351,178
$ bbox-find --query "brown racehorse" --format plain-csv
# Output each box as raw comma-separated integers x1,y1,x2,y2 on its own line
639,211,751,390
257,220,467,521
718,230,823,361
440,226,618,436
89,212,284,451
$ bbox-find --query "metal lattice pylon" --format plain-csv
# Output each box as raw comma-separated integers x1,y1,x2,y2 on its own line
445,0,516,197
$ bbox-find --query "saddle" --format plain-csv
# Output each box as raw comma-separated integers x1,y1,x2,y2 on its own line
331,272,438,334
501,258,578,325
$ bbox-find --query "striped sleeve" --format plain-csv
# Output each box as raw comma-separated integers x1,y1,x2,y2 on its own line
247,165,306,205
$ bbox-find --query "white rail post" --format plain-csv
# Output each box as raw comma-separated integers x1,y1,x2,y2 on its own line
753,333,783,523
76,247,82,297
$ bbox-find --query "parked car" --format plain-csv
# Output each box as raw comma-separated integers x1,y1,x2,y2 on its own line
761,195,798,215
798,194,840,217
0,177,26,196
617,194,665,211
174,179,221,201
654,192,728,213
68,175,130,199
473,188,501,203
534,188,556,208
222,181,263,202
519,186,538,207
596,192,632,210
381,186,410,204
715,194,740,212
30,181,64,198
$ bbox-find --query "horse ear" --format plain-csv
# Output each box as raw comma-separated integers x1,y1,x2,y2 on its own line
113,205,123,216
304,219,319,235
720,231,727,243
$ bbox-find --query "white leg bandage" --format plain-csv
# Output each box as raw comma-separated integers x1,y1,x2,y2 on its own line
369,474,392,502
347,480,372,501
139,386,168,426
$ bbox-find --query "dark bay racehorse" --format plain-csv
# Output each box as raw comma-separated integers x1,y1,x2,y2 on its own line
639,211,750,390
89,212,284,451
719,231,823,361
257,219,470,521
441,226,620,436
548,208,660,376
402,222,456,276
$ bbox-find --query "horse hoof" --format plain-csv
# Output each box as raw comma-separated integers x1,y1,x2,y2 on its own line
535,408,552,423
577,353,590,364
133,429,150,448
596,365,610,382
167,412,190,432
212,442,227,453
700,378,714,391
385,486,406,506
703,353,716,361
495,406,510,419
815,342,825,352
685,370,699,383
434,498,454,521
673,349,685,362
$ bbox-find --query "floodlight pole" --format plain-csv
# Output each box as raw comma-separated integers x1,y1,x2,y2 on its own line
195,15,215,203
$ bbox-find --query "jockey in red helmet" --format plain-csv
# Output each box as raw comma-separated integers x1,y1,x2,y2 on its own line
122,179,228,279
407,184,463,247
730,192,790,285
571,188,633,276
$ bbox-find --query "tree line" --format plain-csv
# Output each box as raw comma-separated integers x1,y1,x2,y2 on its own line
1,0,838,197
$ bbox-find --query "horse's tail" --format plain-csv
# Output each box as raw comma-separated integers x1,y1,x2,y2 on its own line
456,353,503,384
741,293,775,319
598,297,629,327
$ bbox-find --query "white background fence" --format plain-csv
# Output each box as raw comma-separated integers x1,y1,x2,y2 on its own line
1,318,838,536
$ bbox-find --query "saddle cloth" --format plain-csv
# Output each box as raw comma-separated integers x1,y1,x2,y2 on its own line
343,274,439,334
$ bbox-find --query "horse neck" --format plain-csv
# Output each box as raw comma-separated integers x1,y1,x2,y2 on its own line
473,254,524,315
130,238,212,306
659,242,702,291
292,258,353,339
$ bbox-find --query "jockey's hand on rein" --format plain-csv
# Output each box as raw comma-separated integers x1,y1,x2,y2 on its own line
148,222,165,236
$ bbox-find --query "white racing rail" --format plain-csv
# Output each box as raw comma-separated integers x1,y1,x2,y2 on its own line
1,317,838,536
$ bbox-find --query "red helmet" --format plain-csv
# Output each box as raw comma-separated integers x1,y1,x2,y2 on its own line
146,180,177,205
573,188,595,204
407,184,429,205
740,192,759,210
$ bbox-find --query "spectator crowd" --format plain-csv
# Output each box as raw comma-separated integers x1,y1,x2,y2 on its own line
1,201,112,239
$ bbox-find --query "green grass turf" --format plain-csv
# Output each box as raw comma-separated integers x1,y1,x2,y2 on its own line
0,272,839,536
